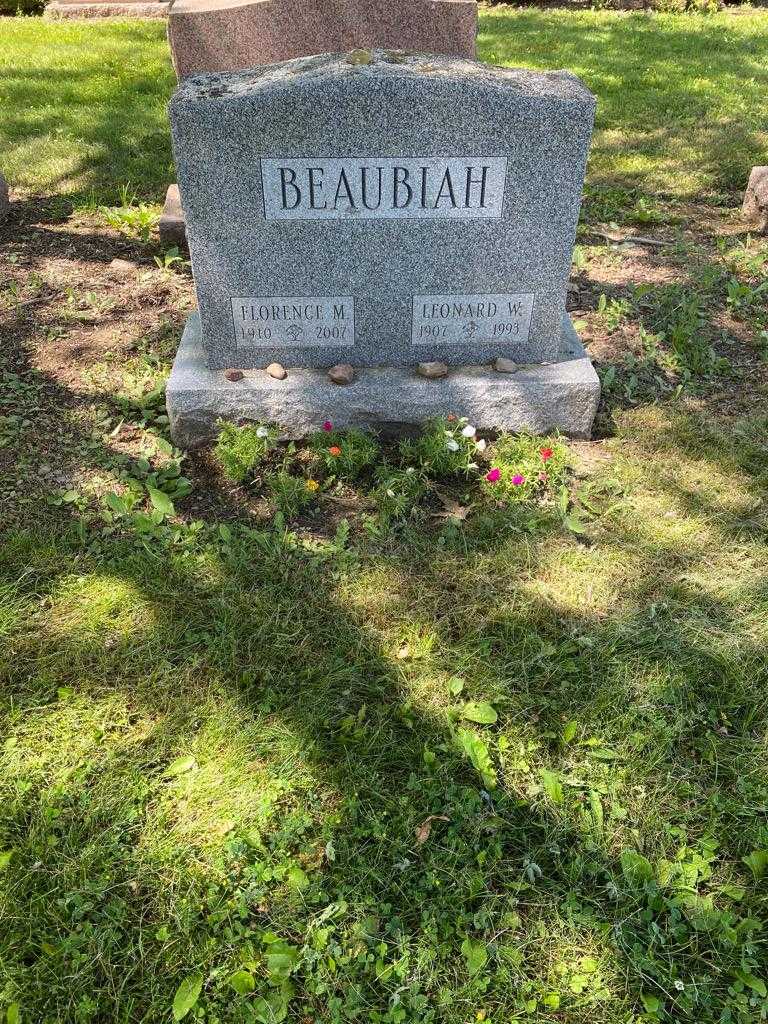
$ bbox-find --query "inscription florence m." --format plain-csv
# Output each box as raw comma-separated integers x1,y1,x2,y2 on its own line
232,296,354,347
261,156,508,220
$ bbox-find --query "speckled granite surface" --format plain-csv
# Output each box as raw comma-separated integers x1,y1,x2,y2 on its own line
168,0,477,80
167,312,601,446
169,50,595,370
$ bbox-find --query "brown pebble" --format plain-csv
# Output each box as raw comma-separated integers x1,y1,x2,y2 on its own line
225,369,244,382
327,363,355,385
416,361,448,379
493,357,518,374
265,362,287,380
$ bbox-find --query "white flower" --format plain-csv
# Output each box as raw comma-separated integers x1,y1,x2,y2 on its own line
461,424,476,438
405,467,415,475
256,426,269,438
475,438,487,452
445,439,460,452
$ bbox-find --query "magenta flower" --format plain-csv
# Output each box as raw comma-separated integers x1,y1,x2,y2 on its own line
512,474,525,486
322,420,333,432
485,468,501,483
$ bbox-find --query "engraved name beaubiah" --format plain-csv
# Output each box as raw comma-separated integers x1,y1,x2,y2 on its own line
260,157,508,220
412,294,535,345
232,296,354,347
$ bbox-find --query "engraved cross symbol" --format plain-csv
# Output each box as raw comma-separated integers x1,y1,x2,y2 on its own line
285,324,304,341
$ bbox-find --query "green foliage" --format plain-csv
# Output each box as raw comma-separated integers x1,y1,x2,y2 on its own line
720,237,768,280
634,281,729,378
368,465,427,528
456,728,497,789
266,470,317,518
726,277,768,319
596,293,633,332
308,427,380,480
400,416,482,477
581,184,637,224
171,973,202,1021
460,701,498,725
98,452,191,536
98,185,158,243
460,936,488,976
482,434,568,505
630,196,668,225
154,246,189,274
214,420,277,484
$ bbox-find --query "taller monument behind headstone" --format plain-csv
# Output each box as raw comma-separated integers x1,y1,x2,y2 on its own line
166,50,600,445
168,0,477,80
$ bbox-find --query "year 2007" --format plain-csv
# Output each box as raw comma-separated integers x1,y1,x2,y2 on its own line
239,325,350,341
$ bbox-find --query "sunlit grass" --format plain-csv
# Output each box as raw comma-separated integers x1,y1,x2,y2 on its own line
2,11,768,1023
1,11,767,201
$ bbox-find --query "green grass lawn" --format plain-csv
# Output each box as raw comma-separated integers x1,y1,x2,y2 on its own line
0,10,767,202
2,11,768,1024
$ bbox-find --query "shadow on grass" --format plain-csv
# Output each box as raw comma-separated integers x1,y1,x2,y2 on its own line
2,12,768,203
2,333,768,1019
478,10,768,195
0,21,175,204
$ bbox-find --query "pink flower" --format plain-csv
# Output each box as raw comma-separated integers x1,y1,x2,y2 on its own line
322,421,333,432
512,474,525,486
540,447,554,461
485,468,501,483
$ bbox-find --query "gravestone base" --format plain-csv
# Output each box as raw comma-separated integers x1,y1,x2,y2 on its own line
44,1,169,16
168,313,600,448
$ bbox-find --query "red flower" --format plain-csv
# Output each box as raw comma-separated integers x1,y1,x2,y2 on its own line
485,468,501,483
322,420,333,432
328,445,342,457
540,447,554,461
447,413,457,422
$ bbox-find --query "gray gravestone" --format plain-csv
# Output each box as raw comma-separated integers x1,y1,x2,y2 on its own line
169,51,595,371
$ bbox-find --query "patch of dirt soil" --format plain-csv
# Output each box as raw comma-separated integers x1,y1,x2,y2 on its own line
1,191,766,529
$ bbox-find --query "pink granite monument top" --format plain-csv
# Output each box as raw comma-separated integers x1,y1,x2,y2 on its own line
168,0,477,79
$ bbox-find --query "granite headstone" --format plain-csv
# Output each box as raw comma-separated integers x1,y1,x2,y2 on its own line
167,50,600,443
169,50,595,371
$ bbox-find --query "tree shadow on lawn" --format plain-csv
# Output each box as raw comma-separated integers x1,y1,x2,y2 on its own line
2,395,768,1019
2,12,767,205
3,189,768,1017
0,53,175,204
479,11,768,195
